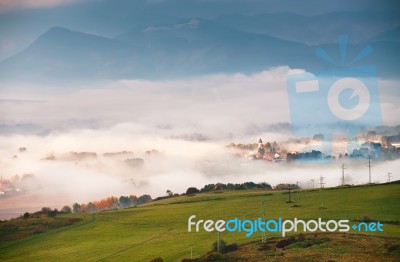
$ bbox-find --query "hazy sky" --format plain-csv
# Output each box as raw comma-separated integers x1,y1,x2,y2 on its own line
0,0,399,60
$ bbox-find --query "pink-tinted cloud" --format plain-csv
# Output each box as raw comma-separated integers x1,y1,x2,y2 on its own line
0,0,81,11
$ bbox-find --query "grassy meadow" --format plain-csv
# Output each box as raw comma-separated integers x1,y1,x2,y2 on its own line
0,182,399,261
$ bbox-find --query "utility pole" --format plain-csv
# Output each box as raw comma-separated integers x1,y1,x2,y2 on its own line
319,176,325,189
387,172,392,183
288,184,292,203
217,231,220,252
296,181,300,202
368,156,372,184
341,163,346,186
311,179,315,189
319,176,325,208
261,201,266,242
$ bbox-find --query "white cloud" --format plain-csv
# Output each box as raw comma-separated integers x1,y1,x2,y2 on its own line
0,67,296,140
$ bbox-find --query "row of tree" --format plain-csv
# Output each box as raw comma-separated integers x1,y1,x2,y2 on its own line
183,182,300,195
200,182,272,192
72,194,152,213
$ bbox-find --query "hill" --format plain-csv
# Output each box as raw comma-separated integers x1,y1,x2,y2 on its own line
0,182,399,261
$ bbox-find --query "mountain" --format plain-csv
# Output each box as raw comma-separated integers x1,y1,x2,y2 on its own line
214,12,400,45
0,20,315,82
0,18,399,83
372,26,400,43
114,18,316,75
0,27,149,82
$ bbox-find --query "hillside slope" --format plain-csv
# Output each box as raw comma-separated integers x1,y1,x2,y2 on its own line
0,183,399,261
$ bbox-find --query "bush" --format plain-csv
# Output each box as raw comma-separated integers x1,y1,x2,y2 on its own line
276,236,295,248
23,212,30,219
224,243,238,253
61,206,72,214
202,252,229,261
47,209,58,217
211,240,237,254
297,233,306,241
149,257,164,262
386,244,400,252
212,239,227,253
41,207,52,213
258,242,272,251
186,187,200,195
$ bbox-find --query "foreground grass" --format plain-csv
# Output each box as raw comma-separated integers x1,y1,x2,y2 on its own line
0,183,399,261
0,214,82,244
206,233,400,262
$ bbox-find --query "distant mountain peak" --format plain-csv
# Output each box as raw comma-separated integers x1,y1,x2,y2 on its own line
142,18,211,33
48,26,71,32
175,18,208,28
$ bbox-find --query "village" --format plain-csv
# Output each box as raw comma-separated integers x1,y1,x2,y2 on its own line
228,131,400,163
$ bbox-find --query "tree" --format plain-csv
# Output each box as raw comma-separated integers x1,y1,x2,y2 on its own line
166,190,173,197
72,203,81,213
136,194,152,205
87,202,97,213
61,206,72,214
186,187,199,195
48,208,58,217
23,212,30,219
106,196,119,210
275,183,300,190
119,196,131,208
41,207,52,214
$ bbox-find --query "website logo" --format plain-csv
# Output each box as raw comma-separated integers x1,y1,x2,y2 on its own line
188,215,384,237
286,35,382,160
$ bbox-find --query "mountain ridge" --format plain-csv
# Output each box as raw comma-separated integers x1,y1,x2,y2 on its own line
0,17,399,83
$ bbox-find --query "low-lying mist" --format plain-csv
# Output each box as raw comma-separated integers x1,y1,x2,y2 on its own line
0,67,399,219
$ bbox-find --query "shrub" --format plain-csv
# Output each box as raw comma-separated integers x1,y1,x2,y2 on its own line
386,244,400,252
61,206,72,214
211,240,237,254
297,233,306,241
276,236,295,248
149,257,164,262
202,252,229,261
186,187,200,195
258,242,272,251
212,239,227,253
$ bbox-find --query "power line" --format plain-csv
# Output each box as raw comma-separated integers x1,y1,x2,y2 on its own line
341,163,346,186
261,201,266,242
319,176,325,189
387,172,393,183
368,156,372,184
217,231,221,252
319,176,325,208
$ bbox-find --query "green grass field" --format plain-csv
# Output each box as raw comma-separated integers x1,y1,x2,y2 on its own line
0,183,399,261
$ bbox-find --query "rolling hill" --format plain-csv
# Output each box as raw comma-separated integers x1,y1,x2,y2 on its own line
0,182,399,261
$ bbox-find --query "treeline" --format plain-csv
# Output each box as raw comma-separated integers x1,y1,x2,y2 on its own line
200,182,272,192
274,183,301,190
72,194,152,213
287,142,400,161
